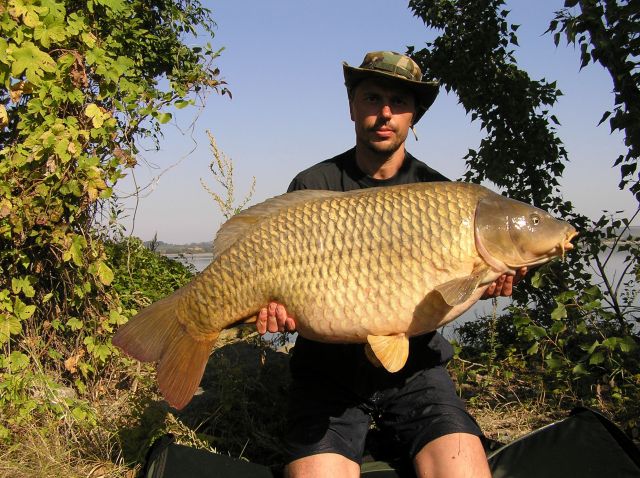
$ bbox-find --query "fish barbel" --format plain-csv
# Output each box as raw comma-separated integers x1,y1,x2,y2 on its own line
113,182,577,409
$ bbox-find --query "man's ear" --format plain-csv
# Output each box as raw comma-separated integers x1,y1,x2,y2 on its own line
349,100,356,121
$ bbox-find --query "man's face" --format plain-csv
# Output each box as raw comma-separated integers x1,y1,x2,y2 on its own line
349,78,416,156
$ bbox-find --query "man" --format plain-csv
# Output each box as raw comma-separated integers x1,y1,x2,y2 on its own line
257,51,524,478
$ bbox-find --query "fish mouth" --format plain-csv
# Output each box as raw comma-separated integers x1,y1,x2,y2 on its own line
508,229,579,268
561,229,579,258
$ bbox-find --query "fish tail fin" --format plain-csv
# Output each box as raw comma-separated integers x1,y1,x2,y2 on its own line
112,288,218,409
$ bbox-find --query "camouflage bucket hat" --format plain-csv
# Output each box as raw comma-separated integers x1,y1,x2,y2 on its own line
342,51,439,124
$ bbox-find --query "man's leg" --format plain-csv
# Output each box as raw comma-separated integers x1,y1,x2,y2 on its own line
413,432,491,478
285,453,360,478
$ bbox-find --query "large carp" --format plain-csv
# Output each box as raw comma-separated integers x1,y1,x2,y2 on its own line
113,182,577,409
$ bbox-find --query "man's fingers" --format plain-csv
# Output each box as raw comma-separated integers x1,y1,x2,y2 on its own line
285,317,297,332
499,275,514,297
257,307,268,335
257,301,297,334
264,302,277,332
276,304,287,332
513,267,528,285
481,282,495,299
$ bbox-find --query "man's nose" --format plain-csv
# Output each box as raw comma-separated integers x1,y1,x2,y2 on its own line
379,104,393,118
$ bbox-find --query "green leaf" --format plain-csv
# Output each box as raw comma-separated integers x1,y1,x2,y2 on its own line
0,315,22,344
572,363,589,375
175,99,192,109
589,351,605,365
63,235,86,266
95,0,126,12
550,303,567,321
619,336,637,353
526,342,539,355
530,270,544,289
584,340,600,355
108,309,129,326
550,321,566,335
545,354,563,370
11,276,35,297
576,321,588,334
72,406,88,421
13,298,36,321
95,261,114,285
91,344,113,362
34,18,68,48
156,112,172,124
9,41,56,83
527,325,547,339
66,317,83,331
602,337,618,350
7,351,29,371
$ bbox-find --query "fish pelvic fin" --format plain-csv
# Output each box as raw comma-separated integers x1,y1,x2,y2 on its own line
433,264,490,307
112,288,217,410
366,333,409,373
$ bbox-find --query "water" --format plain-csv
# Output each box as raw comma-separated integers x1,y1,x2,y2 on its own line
164,252,215,272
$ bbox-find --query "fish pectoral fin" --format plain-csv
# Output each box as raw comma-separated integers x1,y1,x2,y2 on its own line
366,333,409,373
434,264,490,306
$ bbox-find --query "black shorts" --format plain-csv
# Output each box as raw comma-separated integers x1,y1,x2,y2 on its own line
284,335,482,465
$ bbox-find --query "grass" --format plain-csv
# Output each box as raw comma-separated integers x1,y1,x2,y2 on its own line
0,332,636,477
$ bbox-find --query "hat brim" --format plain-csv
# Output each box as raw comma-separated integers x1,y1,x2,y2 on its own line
343,63,439,124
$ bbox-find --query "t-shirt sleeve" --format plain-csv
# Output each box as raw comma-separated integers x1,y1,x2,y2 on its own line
287,174,308,193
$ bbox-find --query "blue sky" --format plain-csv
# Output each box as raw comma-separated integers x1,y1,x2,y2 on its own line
118,0,632,244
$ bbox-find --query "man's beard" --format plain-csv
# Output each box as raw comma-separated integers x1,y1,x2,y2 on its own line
362,131,406,157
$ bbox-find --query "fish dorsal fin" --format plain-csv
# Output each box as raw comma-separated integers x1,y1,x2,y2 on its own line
212,189,345,257
366,333,409,373
433,264,491,307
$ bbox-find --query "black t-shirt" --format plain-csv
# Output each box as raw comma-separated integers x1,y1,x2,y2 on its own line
288,147,449,193
287,147,454,371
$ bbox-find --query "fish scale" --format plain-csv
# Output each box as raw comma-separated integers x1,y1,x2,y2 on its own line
113,181,577,409
185,183,479,342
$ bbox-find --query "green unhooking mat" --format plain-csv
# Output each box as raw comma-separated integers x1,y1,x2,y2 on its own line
140,407,640,477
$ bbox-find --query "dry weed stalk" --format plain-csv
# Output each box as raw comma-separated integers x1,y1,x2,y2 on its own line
201,131,256,221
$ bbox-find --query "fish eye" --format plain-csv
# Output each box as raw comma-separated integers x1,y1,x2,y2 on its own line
530,214,540,226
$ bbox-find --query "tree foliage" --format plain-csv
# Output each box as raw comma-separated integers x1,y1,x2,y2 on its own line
0,0,226,432
408,0,569,212
408,0,590,309
407,0,639,426
549,0,640,199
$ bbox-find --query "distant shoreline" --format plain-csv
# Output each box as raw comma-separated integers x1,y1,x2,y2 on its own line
146,240,212,255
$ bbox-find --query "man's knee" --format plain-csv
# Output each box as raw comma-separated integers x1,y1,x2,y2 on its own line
413,433,491,478
285,452,360,478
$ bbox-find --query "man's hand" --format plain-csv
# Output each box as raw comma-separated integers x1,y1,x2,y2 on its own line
257,301,297,335
482,267,528,299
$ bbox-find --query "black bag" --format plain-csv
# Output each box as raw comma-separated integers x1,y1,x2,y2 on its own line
487,407,640,477
141,435,276,478
141,408,640,477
